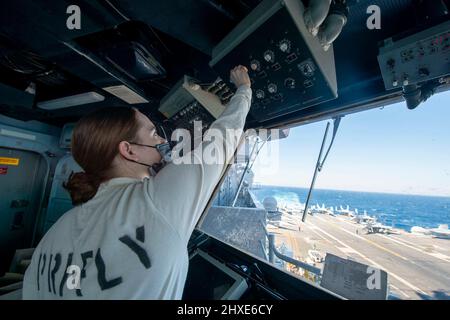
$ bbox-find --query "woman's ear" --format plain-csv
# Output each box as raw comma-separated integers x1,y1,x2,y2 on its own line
118,141,137,161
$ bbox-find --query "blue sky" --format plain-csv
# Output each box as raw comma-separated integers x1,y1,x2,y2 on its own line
252,90,450,197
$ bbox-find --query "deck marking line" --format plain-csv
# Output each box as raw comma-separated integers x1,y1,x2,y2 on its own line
376,234,450,263
390,284,411,298
315,216,410,261
332,215,450,262
309,223,430,297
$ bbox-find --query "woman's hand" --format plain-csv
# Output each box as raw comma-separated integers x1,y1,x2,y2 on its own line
230,65,251,88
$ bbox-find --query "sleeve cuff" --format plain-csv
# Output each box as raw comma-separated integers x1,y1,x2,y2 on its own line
234,85,252,105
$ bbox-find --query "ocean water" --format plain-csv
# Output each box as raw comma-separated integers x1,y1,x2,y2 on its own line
251,185,450,232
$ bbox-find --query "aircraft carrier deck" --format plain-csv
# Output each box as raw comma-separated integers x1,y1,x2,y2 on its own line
268,213,450,300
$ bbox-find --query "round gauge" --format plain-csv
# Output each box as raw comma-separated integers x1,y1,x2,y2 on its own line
267,83,277,93
255,89,265,99
263,50,275,63
279,39,291,53
250,59,261,71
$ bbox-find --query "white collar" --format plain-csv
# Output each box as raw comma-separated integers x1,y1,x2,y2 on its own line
97,177,143,191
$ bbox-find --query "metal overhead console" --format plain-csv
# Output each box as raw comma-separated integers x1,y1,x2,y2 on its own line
210,0,338,123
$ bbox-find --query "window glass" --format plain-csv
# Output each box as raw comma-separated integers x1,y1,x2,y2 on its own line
199,91,450,300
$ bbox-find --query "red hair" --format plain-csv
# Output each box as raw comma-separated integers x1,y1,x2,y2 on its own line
63,107,140,205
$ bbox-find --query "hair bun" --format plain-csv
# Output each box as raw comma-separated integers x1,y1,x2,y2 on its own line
63,172,102,205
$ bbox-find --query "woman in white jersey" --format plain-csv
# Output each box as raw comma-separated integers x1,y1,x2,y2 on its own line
23,65,252,299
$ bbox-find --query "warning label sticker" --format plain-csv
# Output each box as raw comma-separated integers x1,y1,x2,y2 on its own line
0,157,20,166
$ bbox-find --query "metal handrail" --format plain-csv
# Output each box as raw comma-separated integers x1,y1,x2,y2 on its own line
267,233,322,275
260,222,321,276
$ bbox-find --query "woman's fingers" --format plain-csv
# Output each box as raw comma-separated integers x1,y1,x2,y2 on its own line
229,65,251,88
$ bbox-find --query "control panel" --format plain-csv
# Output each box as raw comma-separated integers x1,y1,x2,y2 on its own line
378,20,450,90
210,0,338,122
158,76,229,149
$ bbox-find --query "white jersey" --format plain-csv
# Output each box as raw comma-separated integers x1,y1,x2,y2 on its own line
23,86,252,299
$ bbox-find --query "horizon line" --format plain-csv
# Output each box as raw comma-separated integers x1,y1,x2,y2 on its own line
252,183,450,198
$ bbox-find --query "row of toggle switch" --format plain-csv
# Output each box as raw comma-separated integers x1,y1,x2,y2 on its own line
206,78,234,105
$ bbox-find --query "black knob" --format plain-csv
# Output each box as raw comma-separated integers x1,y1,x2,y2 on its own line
419,68,430,77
